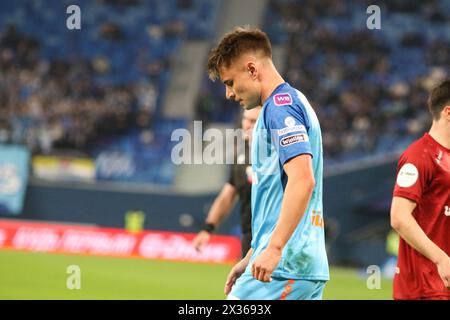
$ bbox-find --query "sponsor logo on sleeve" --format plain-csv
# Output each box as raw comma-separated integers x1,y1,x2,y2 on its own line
396,163,418,188
277,125,306,136
273,93,293,106
277,116,306,136
280,134,309,147
445,205,450,217
284,116,296,127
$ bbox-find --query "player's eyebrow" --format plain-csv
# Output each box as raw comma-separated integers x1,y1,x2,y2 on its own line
223,79,233,86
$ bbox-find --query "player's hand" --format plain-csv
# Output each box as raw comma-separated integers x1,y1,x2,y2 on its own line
192,231,211,252
224,259,247,295
436,255,450,289
251,247,282,282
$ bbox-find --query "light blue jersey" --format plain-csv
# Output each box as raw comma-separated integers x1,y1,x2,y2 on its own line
247,82,329,281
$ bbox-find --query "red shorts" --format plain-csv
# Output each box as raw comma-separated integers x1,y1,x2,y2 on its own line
395,295,450,300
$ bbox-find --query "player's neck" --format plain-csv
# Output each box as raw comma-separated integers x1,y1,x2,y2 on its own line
429,121,450,149
261,65,285,103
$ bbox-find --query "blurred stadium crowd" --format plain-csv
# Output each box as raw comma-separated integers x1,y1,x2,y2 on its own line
0,23,158,154
0,0,219,184
198,0,450,163
0,0,449,183
267,0,449,163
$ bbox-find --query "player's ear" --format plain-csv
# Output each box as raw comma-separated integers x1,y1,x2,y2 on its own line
246,62,257,80
442,105,450,122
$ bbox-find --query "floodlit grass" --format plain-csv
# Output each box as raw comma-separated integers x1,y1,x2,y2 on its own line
0,249,392,300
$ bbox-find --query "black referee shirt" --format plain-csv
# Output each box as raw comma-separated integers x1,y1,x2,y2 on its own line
227,149,252,256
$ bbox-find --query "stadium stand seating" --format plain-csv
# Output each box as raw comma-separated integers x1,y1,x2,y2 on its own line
198,0,450,165
0,0,221,185
1,0,449,183
264,0,450,164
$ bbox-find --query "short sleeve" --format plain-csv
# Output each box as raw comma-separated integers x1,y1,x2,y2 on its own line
266,103,313,166
392,152,433,203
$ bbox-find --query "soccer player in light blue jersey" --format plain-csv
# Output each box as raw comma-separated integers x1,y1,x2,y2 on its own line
207,26,329,300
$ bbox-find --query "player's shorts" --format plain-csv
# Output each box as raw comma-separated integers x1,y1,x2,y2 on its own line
395,295,450,300
227,272,327,300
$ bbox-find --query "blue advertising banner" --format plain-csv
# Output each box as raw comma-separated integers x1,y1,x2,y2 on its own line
0,145,30,215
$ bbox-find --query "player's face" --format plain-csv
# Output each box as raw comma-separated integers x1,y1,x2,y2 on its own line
219,58,261,110
241,107,261,141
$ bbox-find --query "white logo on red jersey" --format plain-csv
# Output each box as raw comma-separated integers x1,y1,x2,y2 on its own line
445,205,450,217
396,163,419,188
436,150,443,164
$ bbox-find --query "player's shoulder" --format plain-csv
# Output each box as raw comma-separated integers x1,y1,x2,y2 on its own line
268,84,303,108
264,84,313,130
265,84,308,119
399,134,435,164
401,134,429,154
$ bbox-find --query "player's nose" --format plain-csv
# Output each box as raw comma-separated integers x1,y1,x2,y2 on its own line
226,86,235,100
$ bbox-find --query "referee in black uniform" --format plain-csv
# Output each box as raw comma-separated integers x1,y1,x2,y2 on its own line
192,107,261,257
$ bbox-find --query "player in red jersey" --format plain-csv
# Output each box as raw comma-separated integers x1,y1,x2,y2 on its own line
390,79,450,300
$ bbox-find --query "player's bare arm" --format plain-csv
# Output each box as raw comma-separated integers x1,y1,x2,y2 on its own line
192,183,238,251
224,248,253,295
391,196,450,288
251,154,315,282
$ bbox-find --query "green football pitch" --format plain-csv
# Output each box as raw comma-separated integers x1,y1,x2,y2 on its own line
0,249,392,300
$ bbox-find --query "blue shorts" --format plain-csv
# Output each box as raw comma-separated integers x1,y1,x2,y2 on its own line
227,272,326,300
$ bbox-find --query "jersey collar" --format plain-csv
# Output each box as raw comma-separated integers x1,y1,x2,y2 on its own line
425,132,450,152
263,82,290,107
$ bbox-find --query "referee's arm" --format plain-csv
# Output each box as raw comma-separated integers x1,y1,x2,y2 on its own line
205,183,238,227
192,183,238,251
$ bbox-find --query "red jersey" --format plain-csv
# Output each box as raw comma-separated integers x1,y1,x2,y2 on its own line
392,133,450,300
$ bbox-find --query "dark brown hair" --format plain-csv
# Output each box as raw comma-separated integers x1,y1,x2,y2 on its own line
428,79,450,120
207,26,272,81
